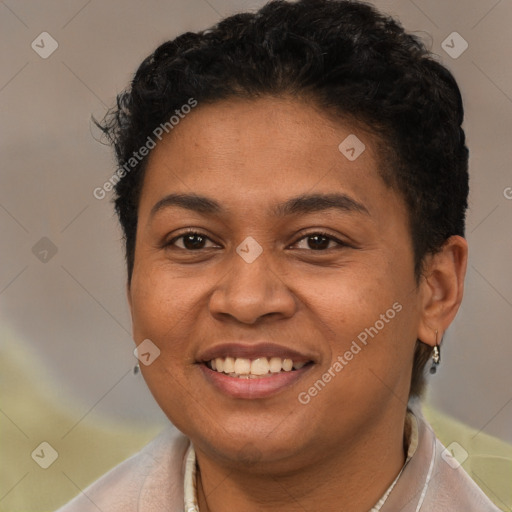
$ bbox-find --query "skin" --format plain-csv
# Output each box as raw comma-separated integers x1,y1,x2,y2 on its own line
127,96,468,512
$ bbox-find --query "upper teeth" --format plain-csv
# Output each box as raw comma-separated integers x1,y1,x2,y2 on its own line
209,357,306,376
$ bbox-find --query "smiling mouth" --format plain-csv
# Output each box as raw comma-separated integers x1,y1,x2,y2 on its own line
205,356,313,379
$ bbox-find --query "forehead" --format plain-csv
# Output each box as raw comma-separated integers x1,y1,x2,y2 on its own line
135,98,419,252
134,97,413,264
140,96,389,211
151,96,374,163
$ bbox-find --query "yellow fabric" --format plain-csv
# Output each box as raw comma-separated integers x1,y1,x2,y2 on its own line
1,335,511,512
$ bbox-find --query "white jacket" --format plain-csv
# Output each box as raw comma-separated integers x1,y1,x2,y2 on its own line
56,409,501,512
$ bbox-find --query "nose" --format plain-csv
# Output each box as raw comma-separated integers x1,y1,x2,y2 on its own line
208,244,297,325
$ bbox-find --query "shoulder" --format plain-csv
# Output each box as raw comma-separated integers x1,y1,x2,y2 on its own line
383,407,503,512
425,436,503,512
55,427,190,512
411,408,503,512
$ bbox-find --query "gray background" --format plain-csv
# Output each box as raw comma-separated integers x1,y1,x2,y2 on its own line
1,0,511,506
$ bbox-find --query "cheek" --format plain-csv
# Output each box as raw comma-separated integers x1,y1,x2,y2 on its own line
303,263,415,393
131,257,188,323
129,268,205,427
129,265,195,363
306,263,396,332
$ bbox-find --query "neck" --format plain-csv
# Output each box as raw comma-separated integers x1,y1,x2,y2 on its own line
195,409,409,512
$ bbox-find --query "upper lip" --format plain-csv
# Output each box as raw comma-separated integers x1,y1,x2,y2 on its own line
197,342,315,363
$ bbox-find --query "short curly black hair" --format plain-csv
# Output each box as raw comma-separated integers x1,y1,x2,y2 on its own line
96,0,469,399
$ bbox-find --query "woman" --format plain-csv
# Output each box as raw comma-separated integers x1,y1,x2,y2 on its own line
57,0,501,510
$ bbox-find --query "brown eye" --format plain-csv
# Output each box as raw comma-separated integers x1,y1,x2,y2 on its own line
166,231,217,251
294,232,346,251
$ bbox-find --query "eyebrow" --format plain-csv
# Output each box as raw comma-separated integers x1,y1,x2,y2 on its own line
149,192,370,219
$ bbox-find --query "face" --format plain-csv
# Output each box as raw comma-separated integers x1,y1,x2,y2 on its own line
128,96,424,472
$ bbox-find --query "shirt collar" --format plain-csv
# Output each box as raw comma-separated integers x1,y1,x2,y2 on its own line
183,409,419,512
183,441,199,512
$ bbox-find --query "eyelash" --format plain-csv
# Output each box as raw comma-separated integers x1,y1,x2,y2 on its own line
164,228,348,252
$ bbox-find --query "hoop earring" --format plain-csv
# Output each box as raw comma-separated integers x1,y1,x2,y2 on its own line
429,329,440,374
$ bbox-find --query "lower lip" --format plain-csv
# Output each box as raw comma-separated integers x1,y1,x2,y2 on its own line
198,363,313,399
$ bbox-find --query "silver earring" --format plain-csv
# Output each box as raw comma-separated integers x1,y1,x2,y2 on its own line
133,363,140,375
429,330,440,374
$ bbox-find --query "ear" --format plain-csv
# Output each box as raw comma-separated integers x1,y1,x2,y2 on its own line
417,235,468,347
